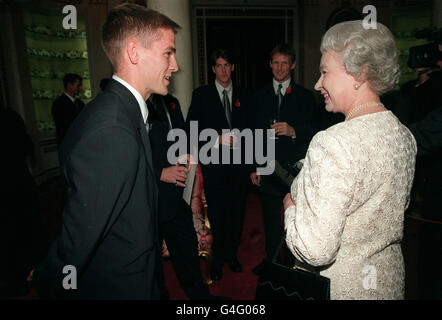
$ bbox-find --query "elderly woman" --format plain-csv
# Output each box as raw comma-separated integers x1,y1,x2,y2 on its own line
283,20,417,300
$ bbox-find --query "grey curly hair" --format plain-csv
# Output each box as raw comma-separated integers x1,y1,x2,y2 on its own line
320,20,401,95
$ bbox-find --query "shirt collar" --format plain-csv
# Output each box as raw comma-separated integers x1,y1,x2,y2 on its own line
215,80,232,97
273,78,291,96
63,92,75,103
112,75,148,124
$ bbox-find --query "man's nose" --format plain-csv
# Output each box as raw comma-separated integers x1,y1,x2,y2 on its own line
170,55,179,72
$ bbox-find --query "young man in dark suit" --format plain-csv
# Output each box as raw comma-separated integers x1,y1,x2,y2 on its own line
29,4,179,299
186,49,252,281
250,44,320,274
51,73,84,146
148,94,221,299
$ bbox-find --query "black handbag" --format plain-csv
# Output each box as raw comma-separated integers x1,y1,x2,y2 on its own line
255,232,330,300
273,160,303,187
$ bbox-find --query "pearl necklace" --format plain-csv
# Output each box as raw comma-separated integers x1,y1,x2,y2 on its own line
345,102,384,121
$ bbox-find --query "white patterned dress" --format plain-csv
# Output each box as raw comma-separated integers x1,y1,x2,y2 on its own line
284,111,417,300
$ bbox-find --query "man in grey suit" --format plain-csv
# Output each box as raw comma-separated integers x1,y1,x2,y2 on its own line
30,3,180,299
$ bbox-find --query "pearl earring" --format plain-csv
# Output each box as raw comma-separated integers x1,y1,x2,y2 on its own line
354,84,360,90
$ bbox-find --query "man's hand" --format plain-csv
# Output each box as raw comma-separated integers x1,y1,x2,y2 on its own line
219,132,237,146
177,153,195,167
271,122,295,137
283,193,295,211
27,269,34,282
250,172,261,186
160,163,190,187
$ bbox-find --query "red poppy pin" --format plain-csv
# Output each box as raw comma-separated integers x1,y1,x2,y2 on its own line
234,99,241,107
170,102,176,109
286,87,292,94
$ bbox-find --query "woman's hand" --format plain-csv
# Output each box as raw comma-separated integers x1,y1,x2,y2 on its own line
283,193,295,211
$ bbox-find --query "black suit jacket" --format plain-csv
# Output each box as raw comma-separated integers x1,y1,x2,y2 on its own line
148,94,189,224
253,81,319,164
52,94,84,145
186,82,253,179
33,79,160,300
253,81,319,195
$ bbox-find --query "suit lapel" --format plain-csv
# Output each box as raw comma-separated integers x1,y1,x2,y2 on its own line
232,85,241,128
279,80,295,113
166,98,185,129
210,82,224,112
139,123,155,173
210,83,230,129
107,80,158,199
265,83,278,118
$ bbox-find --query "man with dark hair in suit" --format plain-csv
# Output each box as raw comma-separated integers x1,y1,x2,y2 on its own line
30,3,180,299
148,93,223,299
250,44,320,275
51,73,84,146
186,49,252,281
99,78,111,91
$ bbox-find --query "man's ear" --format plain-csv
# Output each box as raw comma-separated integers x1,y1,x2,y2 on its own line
126,39,139,65
231,64,235,72
290,61,296,70
212,65,216,74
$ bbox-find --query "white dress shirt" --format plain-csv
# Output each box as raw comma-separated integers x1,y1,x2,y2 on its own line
273,78,291,96
63,92,76,103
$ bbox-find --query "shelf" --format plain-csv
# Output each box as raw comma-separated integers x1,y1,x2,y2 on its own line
27,54,88,62
25,29,86,41
30,75,90,80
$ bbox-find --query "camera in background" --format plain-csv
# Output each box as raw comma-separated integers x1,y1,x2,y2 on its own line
407,27,442,69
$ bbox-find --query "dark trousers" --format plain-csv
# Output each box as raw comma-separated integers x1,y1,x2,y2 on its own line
159,203,208,299
417,223,442,299
418,181,442,299
259,175,289,260
203,167,248,268
260,192,284,260
0,183,48,297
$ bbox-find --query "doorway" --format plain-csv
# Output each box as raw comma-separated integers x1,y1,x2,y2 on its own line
192,6,298,92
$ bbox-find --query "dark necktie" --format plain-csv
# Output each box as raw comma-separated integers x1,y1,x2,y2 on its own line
223,89,232,129
277,84,283,118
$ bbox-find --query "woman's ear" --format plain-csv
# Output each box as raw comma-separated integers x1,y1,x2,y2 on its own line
353,66,369,89
358,66,370,82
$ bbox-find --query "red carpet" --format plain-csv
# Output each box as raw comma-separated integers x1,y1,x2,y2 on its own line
10,182,420,300
163,191,266,300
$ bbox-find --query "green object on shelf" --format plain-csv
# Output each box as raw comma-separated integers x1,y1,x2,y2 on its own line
23,7,91,133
